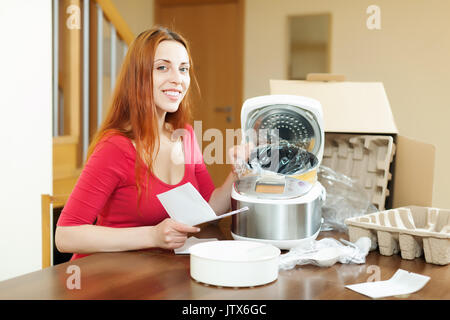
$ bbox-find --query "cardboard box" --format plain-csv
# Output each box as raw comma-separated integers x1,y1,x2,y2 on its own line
270,77,435,209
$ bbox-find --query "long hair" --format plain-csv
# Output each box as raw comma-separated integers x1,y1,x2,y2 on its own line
86,26,198,208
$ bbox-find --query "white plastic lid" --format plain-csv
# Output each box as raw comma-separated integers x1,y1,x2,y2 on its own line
189,240,280,262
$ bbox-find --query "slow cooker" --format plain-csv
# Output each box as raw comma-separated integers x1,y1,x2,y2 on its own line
231,95,326,249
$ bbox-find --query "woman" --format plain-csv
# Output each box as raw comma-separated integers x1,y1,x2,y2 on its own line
55,26,246,260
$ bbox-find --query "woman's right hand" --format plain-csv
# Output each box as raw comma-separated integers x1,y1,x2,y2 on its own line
151,218,200,249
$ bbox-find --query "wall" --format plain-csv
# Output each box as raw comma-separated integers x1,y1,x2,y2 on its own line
289,14,329,79
0,1,53,280
244,0,450,208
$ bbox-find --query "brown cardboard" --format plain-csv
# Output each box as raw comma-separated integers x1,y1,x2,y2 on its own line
270,79,436,209
393,136,435,208
270,80,398,134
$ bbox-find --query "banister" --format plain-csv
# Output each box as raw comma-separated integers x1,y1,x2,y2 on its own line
94,0,135,45
53,0,136,195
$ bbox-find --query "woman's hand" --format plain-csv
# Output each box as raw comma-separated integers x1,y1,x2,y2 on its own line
228,142,254,178
151,218,200,249
207,143,255,215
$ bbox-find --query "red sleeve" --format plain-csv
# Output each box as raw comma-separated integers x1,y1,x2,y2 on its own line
185,124,215,202
57,138,128,226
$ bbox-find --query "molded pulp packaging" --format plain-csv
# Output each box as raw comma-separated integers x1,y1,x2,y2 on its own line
322,134,395,211
345,206,450,265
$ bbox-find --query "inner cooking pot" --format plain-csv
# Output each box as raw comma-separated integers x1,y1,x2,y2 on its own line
247,140,319,176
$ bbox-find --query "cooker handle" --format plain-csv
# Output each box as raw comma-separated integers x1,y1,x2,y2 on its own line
319,183,327,202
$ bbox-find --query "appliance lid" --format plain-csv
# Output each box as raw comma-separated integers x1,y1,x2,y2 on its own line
245,104,321,155
241,95,324,164
234,175,313,200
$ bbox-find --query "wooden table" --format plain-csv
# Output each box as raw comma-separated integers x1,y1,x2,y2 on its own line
0,218,448,300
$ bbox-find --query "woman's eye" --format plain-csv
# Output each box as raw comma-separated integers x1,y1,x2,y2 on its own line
156,65,167,71
180,67,189,73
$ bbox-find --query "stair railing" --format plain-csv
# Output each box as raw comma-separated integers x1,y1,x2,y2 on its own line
52,0,134,163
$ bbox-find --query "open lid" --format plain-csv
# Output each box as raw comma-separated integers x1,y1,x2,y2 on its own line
270,79,398,134
241,94,325,164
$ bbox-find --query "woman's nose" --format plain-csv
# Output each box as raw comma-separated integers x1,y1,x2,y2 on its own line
169,68,182,84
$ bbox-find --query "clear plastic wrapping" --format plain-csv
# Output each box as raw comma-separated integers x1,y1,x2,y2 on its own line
235,129,318,179
278,237,372,270
248,140,318,175
318,165,378,233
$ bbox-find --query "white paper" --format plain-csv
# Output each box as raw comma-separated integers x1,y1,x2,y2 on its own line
345,269,430,299
156,182,249,226
174,236,218,254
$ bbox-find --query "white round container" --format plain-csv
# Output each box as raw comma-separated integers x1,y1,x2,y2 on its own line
190,240,281,287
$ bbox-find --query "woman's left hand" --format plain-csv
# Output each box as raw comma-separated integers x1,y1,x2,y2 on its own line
228,142,254,178
208,142,255,214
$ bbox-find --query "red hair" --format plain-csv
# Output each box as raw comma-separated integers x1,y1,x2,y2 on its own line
86,26,198,208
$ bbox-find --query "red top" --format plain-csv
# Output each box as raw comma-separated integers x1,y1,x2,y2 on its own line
57,124,215,260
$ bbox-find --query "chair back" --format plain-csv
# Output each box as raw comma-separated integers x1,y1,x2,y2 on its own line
41,194,69,268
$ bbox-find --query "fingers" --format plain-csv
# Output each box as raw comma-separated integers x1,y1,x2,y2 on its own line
160,227,189,249
170,220,201,234
163,234,187,247
229,143,255,177
229,146,245,164
154,219,201,250
169,241,187,250
229,143,254,162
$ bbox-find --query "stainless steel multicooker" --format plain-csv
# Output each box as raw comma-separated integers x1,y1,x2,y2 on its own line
231,95,326,249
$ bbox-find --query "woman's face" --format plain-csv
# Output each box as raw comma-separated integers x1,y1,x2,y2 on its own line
153,40,191,115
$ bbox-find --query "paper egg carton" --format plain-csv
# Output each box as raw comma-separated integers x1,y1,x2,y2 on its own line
345,206,450,265
322,134,396,210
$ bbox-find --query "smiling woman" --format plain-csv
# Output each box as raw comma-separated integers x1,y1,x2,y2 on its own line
55,26,248,260
153,42,191,113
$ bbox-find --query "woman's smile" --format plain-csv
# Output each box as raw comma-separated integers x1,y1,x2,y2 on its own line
162,88,182,101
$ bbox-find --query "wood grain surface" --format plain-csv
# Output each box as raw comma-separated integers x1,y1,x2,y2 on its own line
0,218,448,300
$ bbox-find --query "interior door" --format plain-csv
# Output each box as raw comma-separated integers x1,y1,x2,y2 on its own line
155,0,244,187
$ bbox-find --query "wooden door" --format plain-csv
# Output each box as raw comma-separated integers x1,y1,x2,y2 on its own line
155,0,244,187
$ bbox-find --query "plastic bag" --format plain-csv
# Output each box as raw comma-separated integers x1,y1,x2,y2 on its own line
247,140,318,176
318,165,378,233
278,237,372,270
